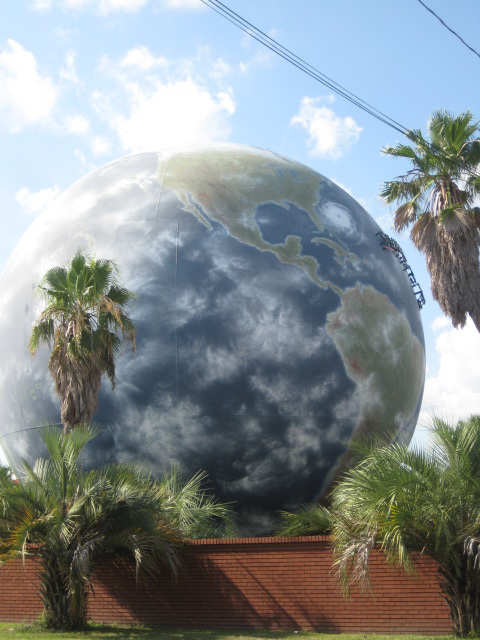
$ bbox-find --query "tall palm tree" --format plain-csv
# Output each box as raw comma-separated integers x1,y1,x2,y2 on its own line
330,416,480,637
379,110,480,331
0,425,234,630
29,250,136,432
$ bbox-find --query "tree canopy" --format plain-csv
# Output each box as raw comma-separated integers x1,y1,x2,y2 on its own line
0,425,234,629
380,110,480,331
29,250,136,432
330,416,480,636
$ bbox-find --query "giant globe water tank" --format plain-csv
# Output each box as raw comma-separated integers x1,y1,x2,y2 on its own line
0,144,425,533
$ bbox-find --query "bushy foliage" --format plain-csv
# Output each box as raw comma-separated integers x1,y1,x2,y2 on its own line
0,425,234,630
278,416,480,636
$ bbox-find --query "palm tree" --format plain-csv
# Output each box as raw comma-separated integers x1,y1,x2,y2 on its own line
0,425,234,630
29,250,136,433
276,504,331,537
330,416,480,636
379,110,480,331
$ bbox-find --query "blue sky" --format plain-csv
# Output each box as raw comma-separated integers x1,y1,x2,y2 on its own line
1,0,480,459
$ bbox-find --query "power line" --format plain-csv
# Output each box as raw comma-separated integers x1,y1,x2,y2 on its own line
200,0,408,135
0,423,62,440
417,0,480,61
200,0,480,180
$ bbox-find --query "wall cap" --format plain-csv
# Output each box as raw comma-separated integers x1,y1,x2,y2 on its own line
186,535,331,545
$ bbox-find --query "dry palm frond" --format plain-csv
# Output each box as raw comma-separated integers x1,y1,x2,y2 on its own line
393,202,418,232
333,533,376,593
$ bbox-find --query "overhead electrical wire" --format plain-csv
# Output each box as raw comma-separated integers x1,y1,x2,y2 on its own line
417,0,480,61
199,0,480,180
0,413,447,441
200,0,408,135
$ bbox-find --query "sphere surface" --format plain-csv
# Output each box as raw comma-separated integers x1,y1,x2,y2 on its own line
0,144,425,532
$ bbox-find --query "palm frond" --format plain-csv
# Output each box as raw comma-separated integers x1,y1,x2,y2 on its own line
276,504,332,537
330,414,480,619
158,468,236,538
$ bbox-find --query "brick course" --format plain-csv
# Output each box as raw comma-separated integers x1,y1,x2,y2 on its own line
0,537,451,633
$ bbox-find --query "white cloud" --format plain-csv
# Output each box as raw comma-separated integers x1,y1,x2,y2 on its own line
73,147,97,172
92,45,236,153
418,317,480,427
94,47,235,152
0,40,57,133
209,58,231,81
431,315,450,331
237,28,274,72
159,0,204,9
120,46,168,71
16,185,61,214
216,90,235,115
31,0,54,8
374,212,394,232
55,28,74,42
32,0,147,13
59,50,79,84
113,81,234,152
91,135,112,155
90,90,110,120
291,94,362,159
74,147,87,164
64,114,89,134
238,49,272,75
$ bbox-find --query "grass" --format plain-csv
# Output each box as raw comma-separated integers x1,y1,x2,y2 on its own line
0,625,459,640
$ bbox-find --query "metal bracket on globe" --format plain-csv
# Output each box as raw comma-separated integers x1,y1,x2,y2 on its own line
376,231,426,310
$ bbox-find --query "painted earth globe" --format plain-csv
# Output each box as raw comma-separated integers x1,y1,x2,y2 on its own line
0,144,425,533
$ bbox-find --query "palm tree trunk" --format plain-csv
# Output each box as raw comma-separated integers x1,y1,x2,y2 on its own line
54,358,102,432
438,554,480,636
38,551,88,629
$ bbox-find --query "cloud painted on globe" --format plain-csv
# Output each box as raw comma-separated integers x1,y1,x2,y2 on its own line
0,144,425,533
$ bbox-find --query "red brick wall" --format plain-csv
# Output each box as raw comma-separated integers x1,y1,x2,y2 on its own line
0,553,42,621
0,537,451,633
